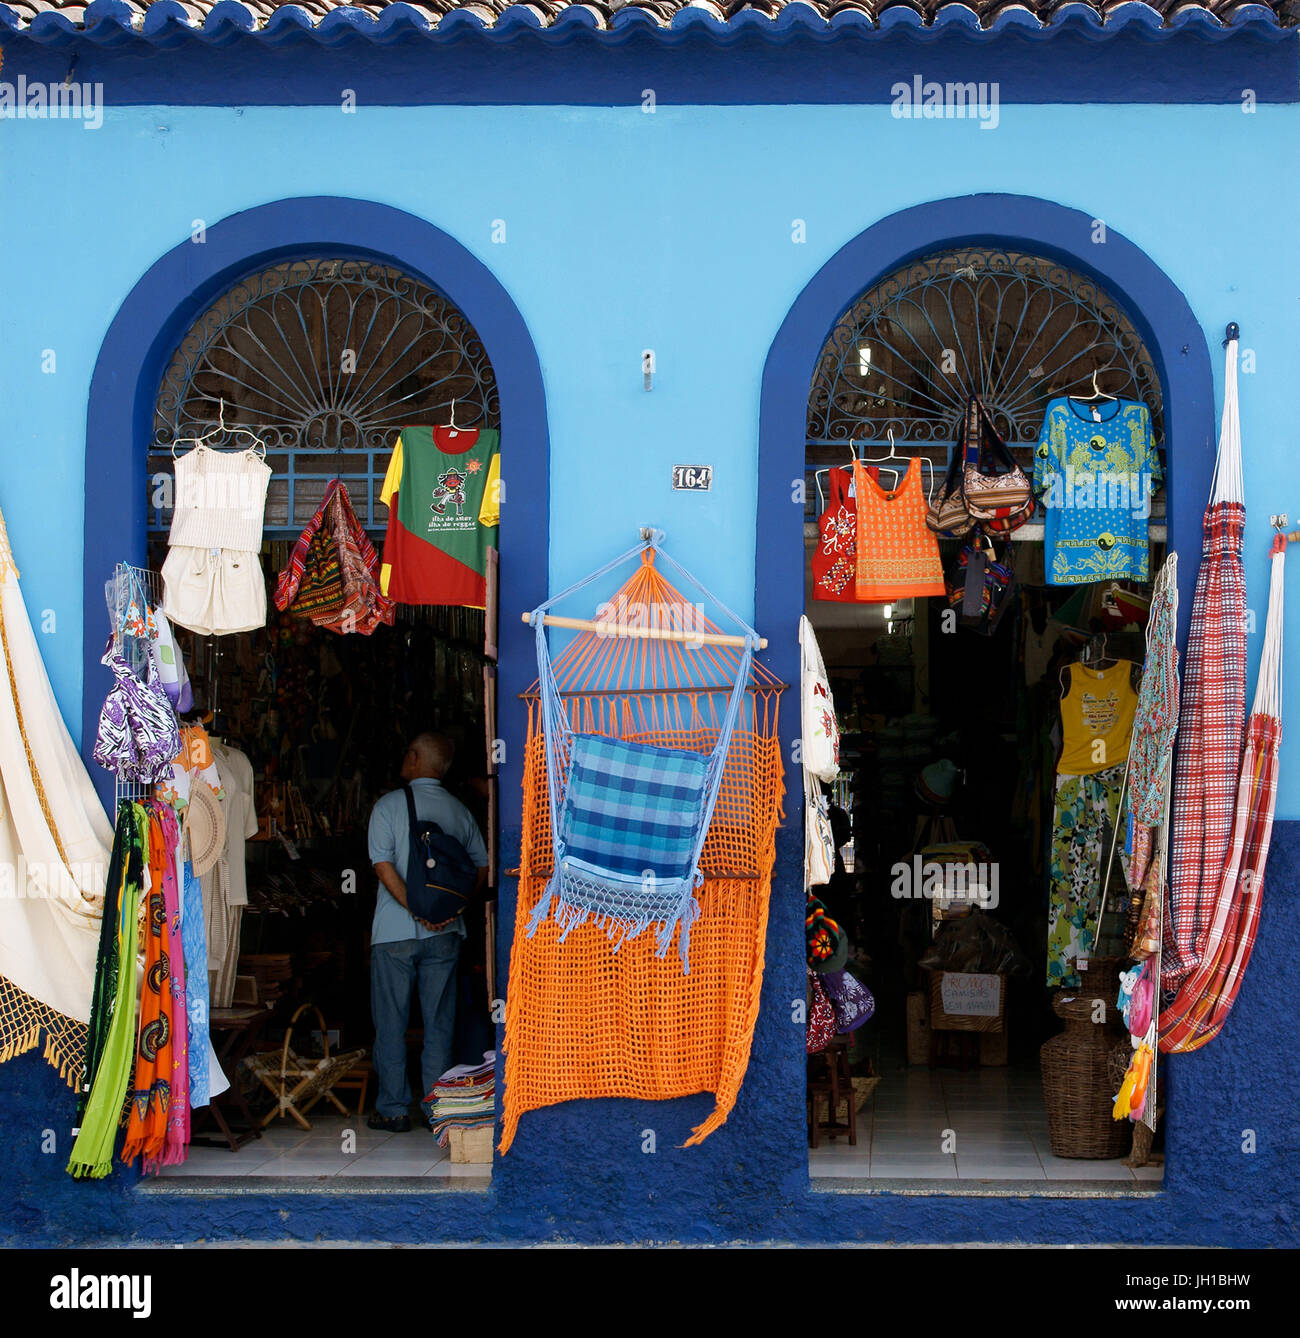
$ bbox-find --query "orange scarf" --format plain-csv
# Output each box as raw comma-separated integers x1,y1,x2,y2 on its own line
120,806,177,1167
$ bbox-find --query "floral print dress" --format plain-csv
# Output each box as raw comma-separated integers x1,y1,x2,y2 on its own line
1045,762,1126,987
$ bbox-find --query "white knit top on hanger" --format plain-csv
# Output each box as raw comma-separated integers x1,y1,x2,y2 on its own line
168,445,272,551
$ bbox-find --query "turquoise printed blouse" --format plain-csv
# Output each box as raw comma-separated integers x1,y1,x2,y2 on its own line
1032,397,1163,586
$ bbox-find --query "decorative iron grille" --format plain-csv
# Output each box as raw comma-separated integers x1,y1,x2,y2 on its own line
149,258,499,533
807,249,1163,449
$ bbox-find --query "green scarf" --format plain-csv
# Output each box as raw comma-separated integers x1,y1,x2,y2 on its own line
67,804,146,1180
75,802,138,1123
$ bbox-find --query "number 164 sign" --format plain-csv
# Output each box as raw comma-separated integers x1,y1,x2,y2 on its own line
672,465,712,491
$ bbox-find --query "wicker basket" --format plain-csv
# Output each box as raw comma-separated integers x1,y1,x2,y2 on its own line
1040,994,1129,1160
1075,955,1126,999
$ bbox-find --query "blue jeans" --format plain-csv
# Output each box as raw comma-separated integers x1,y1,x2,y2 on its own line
370,935,461,1119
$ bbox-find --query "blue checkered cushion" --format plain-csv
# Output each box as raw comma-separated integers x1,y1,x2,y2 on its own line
557,733,709,882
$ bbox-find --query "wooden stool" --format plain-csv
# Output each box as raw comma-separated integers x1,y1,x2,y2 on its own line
190,1006,272,1152
807,1035,857,1147
333,1060,373,1118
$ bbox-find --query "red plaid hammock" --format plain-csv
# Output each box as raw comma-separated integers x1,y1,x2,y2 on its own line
1159,531,1286,1051
1162,337,1247,990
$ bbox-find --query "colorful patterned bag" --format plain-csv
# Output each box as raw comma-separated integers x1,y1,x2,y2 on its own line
926,445,978,538
275,480,394,635
93,645,182,783
806,968,837,1054
959,395,1034,535
945,531,1017,636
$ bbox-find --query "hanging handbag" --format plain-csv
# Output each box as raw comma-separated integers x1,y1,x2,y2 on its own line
945,531,1018,636
805,891,843,965
811,466,858,602
315,483,396,636
806,968,837,1054
93,643,182,783
799,615,839,782
276,480,395,634
926,441,978,539
804,769,836,887
149,605,193,713
959,395,1034,535
821,968,876,1034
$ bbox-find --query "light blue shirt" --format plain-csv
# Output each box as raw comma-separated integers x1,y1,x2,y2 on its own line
1032,397,1162,587
368,778,488,945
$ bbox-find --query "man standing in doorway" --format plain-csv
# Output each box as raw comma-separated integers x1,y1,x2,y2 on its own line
367,731,488,1132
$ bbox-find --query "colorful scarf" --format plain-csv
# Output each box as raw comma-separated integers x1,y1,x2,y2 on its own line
180,858,210,1108
75,802,138,1124
120,805,178,1167
67,804,146,1179
145,805,189,1171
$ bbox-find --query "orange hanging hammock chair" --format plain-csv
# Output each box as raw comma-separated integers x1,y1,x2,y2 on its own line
499,533,785,1152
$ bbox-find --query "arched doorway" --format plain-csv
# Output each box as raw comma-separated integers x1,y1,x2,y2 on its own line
82,196,547,854
757,195,1215,1191
81,198,547,1180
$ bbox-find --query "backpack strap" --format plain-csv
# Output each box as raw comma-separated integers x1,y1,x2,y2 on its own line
403,781,449,838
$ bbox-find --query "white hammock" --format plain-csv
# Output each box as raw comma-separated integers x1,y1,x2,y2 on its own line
0,504,112,1040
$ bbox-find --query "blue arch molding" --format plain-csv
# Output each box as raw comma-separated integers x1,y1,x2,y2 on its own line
0,2,1295,104
79,195,546,1219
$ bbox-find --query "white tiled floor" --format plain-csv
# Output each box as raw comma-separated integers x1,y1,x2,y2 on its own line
157,1114,491,1179
809,1066,1164,1184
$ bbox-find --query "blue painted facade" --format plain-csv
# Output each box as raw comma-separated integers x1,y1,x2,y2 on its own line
1,10,1298,1244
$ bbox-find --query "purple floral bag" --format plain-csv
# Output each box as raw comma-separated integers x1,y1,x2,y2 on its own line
93,644,181,783
821,968,875,1034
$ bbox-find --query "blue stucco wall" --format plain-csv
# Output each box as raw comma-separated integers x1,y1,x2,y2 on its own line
0,58,1298,1243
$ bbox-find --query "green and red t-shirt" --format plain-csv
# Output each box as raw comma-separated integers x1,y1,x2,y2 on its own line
379,426,500,608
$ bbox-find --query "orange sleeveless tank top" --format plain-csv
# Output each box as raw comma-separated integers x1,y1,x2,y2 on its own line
852,458,946,603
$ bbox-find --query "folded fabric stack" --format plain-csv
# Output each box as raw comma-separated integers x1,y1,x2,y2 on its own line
426,1051,495,1146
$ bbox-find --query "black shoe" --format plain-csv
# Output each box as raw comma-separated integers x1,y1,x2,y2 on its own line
367,1113,411,1133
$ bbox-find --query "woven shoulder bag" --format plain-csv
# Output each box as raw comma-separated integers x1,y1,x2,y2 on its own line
926,441,978,538
960,395,1034,535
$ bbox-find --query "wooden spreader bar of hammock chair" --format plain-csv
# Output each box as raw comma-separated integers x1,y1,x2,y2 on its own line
505,866,764,880
518,684,787,700
522,611,768,650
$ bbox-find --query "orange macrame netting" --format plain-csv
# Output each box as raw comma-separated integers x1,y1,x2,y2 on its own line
499,554,785,1152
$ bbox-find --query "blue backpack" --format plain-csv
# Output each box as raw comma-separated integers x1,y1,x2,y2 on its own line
402,783,477,923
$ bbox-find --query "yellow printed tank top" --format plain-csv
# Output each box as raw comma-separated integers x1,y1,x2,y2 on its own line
851,459,946,603
1057,661,1138,776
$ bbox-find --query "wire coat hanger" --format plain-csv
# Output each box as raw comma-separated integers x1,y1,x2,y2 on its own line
171,398,267,459
860,427,935,503
1074,368,1119,403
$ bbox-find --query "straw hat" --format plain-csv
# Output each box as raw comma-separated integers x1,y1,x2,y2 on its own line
185,783,226,876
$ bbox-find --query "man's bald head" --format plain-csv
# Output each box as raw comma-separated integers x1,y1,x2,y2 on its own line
404,731,454,780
